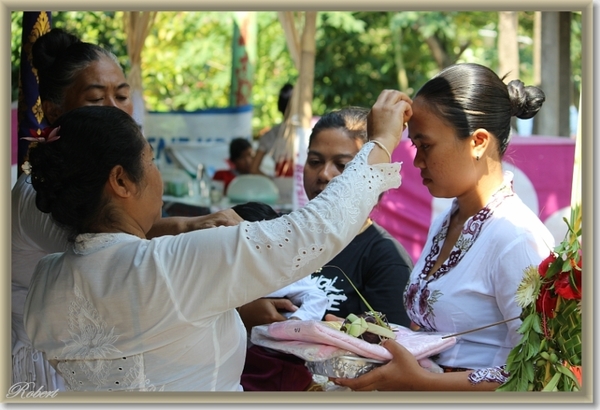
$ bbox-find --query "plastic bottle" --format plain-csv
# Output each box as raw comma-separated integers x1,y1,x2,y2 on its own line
196,163,212,207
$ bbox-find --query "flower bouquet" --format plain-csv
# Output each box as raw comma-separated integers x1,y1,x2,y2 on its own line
498,205,582,392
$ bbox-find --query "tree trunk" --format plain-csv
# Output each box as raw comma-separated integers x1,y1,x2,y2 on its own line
498,11,520,82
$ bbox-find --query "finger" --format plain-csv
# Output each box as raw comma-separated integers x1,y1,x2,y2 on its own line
324,313,344,322
331,371,381,391
271,298,299,313
382,339,410,360
374,89,412,106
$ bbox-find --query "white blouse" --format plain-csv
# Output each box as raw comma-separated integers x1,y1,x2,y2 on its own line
404,172,555,370
24,143,401,392
12,172,69,390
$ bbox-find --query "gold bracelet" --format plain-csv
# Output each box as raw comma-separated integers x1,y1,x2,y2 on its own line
369,139,392,162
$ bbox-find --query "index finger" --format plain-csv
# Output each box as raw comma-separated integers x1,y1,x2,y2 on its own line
373,89,413,106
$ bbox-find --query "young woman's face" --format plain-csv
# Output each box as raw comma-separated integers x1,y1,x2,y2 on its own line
61,56,133,117
408,97,477,199
303,128,363,200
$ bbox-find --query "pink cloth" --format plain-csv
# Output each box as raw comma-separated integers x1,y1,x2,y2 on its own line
250,320,456,362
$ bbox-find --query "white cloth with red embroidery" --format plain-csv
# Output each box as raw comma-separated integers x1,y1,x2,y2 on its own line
250,319,456,364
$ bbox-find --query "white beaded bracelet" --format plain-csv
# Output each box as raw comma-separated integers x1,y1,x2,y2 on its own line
369,139,392,162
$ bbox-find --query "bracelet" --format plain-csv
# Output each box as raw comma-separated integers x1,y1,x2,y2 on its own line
369,139,392,162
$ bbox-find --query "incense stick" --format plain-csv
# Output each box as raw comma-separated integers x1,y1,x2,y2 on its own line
441,316,521,339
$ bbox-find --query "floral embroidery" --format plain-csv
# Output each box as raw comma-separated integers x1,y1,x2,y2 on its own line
57,287,162,391
123,355,165,392
468,365,510,385
404,177,515,330
60,285,121,389
73,233,124,255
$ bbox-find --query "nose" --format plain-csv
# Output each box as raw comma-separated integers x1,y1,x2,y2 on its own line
318,162,339,183
103,96,119,108
413,148,425,169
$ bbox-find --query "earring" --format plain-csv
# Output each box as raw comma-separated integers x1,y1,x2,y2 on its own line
476,155,480,161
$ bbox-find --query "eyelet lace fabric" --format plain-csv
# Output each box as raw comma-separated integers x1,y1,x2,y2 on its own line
25,142,401,392
242,143,400,272
55,285,163,391
73,233,122,255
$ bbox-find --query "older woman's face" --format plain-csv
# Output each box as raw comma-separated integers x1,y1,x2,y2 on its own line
303,128,363,200
408,97,477,199
61,55,133,117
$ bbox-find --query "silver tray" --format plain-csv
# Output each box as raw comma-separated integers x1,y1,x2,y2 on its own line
305,355,386,378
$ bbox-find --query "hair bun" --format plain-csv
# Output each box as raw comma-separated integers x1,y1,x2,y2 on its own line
507,79,546,120
31,28,81,73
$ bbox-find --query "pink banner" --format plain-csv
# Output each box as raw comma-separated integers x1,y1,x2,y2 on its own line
371,136,576,263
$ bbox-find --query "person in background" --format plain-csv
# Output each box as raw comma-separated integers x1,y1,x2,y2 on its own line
332,63,555,392
23,88,411,391
238,107,413,331
250,83,294,177
213,137,255,194
233,201,328,325
11,28,241,391
232,201,328,391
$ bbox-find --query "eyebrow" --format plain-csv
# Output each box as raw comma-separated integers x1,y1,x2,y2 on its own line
307,150,356,160
408,134,425,142
82,82,131,92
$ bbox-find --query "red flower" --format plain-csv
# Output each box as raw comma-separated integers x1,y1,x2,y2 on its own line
554,272,581,300
554,258,582,300
536,283,558,318
538,253,557,277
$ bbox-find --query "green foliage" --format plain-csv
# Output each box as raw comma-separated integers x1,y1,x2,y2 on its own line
11,11,583,135
313,12,398,114
252,12,297,133
498,205,582,392
142,12,234,112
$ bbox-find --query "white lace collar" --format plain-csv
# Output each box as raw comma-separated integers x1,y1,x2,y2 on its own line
73,233,136,255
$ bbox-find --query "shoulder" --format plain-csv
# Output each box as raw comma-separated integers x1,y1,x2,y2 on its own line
359,223,413,267
491,195,554,245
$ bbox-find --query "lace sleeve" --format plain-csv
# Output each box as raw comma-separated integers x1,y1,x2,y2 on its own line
467,365,510,385
243,142,401,274
160,142,402,318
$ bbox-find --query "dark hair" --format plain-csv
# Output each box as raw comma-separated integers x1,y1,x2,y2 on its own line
32,28,120,106
414,63,545,156
26,106,146,239
229,138,252,162
232,201,280,222
277,83,294,115
308,106,369,148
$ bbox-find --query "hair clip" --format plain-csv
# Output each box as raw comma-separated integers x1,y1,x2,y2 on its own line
21,126,61,144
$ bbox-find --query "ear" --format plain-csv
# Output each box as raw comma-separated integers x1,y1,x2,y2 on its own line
42,101,63,125
106,165,137,199
470,128,492,160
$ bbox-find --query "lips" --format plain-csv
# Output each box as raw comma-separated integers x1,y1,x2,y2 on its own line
420,174,432,184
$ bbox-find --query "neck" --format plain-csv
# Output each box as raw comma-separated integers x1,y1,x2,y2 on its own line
90,221,146,239
358,218,373,234
454,171,506,221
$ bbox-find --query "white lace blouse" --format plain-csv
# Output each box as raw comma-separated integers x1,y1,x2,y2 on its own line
24,143,401,392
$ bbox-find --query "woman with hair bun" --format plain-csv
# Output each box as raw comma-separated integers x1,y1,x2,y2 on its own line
332,63,555,391
23,88,412,391
11,28,241,391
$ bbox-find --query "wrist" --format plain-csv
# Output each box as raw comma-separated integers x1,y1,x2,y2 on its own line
368,139,393,162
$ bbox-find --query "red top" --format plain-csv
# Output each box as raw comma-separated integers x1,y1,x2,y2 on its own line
212,169,238,193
